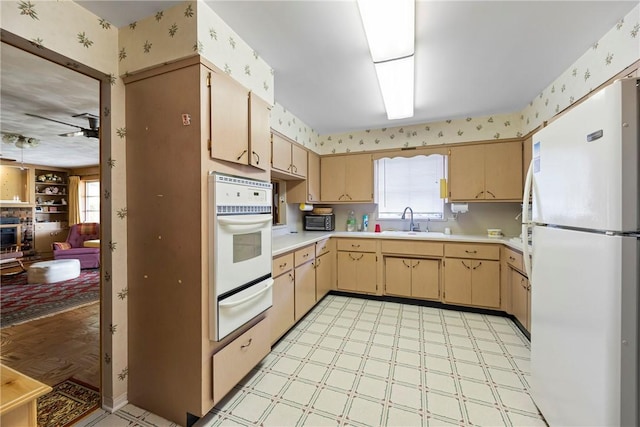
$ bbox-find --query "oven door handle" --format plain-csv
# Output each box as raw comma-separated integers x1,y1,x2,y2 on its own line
219,279,274,308
217,216,271,233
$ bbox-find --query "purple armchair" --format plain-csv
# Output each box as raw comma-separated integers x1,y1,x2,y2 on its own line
53,223,100,269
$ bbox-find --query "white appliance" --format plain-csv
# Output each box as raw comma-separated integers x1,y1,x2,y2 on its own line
209,172,273,341
522,78,639,427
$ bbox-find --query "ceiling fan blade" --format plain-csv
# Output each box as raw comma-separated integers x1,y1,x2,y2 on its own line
59,130,85,137
26,113,83,130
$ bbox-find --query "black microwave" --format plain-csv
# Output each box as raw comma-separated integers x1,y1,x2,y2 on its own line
304,214,335,231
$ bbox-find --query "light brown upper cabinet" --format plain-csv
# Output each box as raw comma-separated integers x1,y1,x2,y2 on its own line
287,150,320,204
248,93,271,171
448,141,523,201
320,153,373,202
210,73,270,171
271,132,307,178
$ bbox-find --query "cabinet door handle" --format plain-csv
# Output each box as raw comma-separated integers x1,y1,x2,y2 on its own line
412,260,420,269
240,338,252,349
475,190,484,198
462,261,471,269
252,151,260,164
349,253,363,261
292,164,298,173
402,260,411,268
472,261,482,270
315,258,321,268
308,194,313,201
288,273,294,282
338,194,346,201
346,194,353,200
486,190,496,198
236,149,248,161
465,250,477,254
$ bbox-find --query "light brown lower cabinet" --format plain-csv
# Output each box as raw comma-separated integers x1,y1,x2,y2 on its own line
384,257,440,300
315,251,333,300
443,258,500,308
294,245,316,321
336,251,377,294
510,268,530,331
212,318,270,404
271,253,294,344
34,223,67,258
270,270,295,344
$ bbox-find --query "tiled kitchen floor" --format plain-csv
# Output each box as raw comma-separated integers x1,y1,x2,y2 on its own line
79,295,547,426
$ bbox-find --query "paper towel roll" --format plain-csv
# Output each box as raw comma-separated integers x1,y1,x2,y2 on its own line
451,203,469,213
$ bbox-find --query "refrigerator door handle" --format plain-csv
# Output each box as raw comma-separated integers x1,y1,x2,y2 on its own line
522,159,534,282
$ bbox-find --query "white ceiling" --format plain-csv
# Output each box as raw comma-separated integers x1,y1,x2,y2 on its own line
1,1,637,168
0,43,100,168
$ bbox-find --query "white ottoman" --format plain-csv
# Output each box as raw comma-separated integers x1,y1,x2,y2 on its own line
27,259,81,284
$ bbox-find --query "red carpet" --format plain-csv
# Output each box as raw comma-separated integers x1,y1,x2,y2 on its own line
1,269,99,328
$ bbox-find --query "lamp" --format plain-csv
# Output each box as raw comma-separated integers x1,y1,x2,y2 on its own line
357,0,415,120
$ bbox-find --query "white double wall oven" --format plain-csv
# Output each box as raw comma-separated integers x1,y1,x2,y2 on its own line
208,173,273,341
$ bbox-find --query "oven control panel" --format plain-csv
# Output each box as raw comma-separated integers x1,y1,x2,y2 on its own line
212,173,272,214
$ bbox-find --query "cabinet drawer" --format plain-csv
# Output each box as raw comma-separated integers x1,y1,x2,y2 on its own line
337,238,376,253
504,247,524,272
294,245,315,267
213,318,270,404
444,243,499,260
316,238,331,257
272,253,293,278
381,240,443,257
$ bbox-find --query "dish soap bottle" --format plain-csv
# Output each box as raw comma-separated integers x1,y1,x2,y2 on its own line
347,210,356,232
362,214,369,232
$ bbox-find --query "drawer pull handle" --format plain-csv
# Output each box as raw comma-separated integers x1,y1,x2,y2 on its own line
465,250,477,254
241,338,252,349
351,244,360,248
509,256,515,261
279,262,287,269
303,253,309,258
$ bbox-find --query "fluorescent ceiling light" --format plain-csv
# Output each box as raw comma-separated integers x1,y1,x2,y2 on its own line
357,0,415,62
358,0,415,119
374,56,414,120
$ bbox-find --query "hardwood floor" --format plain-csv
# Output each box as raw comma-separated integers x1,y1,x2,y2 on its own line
0,302,100,389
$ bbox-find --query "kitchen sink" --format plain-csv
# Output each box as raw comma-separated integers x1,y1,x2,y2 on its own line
380,231,445,237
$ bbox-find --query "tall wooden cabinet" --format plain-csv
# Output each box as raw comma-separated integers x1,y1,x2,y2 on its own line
320,153,373,202
124,56,271,425
448,141,523,201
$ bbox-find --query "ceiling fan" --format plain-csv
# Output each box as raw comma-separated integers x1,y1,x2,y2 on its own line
26,112,100,138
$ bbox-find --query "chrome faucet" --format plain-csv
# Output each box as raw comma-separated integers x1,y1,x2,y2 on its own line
401,206,419,232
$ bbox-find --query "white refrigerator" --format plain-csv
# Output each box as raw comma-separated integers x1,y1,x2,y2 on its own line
522,78,639,427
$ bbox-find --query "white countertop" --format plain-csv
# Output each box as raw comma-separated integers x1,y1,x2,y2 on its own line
272,230,528,256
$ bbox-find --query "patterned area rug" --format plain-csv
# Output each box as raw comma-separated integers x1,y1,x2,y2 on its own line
0,268,99,328
37,378,100,427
